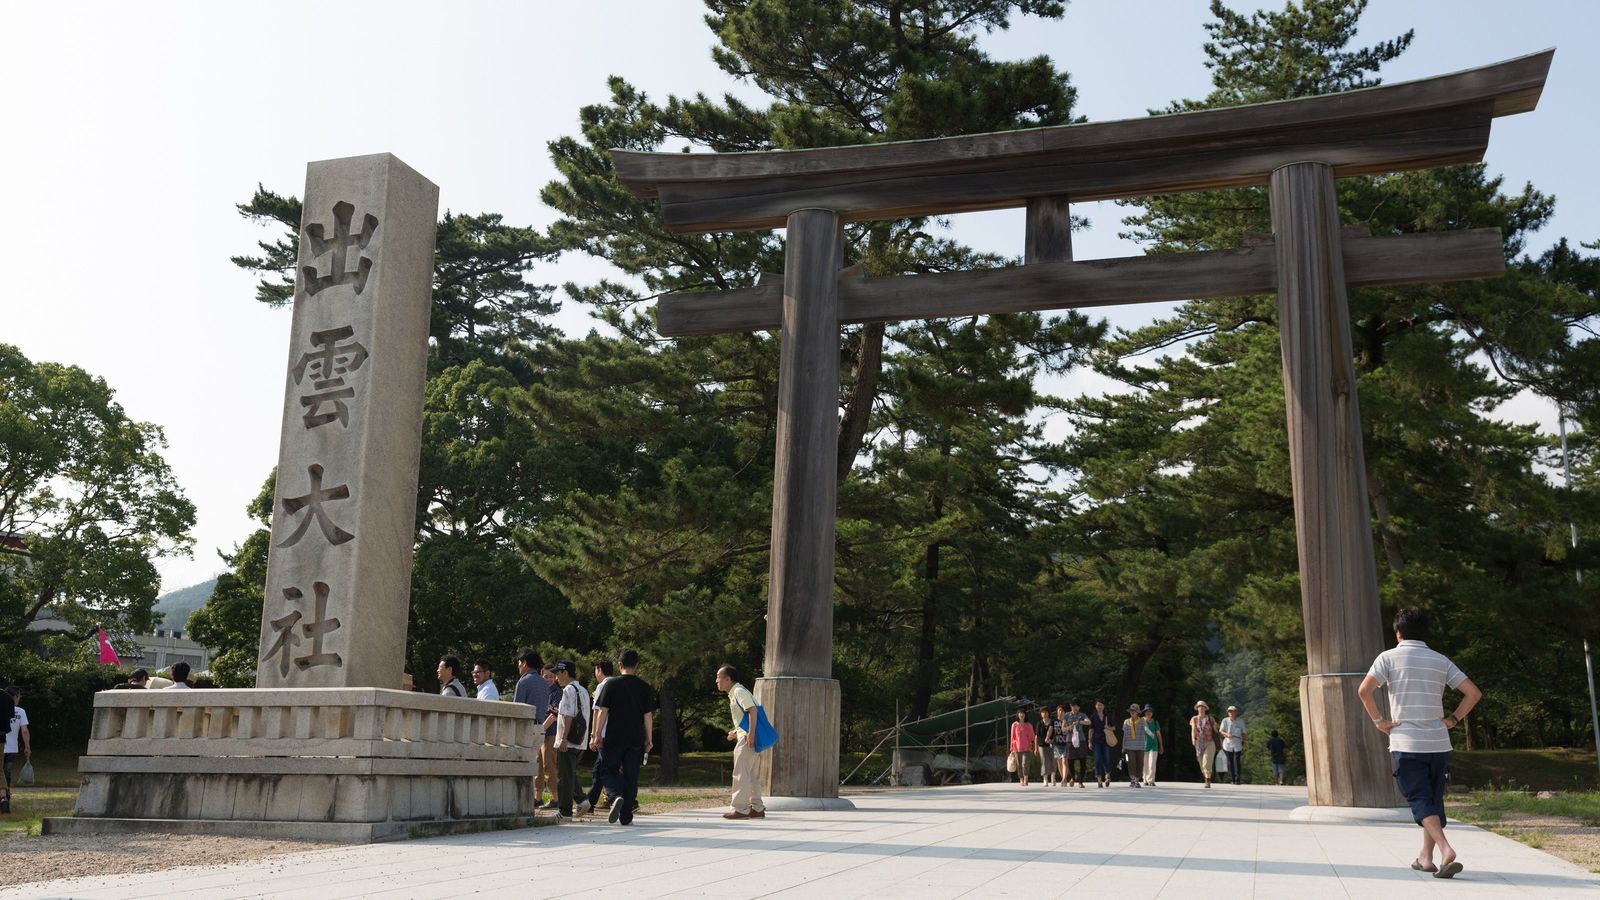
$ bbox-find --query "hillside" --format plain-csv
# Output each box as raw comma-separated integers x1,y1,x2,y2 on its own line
153,577,218,631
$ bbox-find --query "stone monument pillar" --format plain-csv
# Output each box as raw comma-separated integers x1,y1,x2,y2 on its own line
257,153,438,691
49,154,549,842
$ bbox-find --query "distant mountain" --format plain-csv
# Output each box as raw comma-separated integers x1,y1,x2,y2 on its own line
154,577,219,631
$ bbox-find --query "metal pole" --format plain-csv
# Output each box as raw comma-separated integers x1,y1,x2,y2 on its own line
1560,406,1600,783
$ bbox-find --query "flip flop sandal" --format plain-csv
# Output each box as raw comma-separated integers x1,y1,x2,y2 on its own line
1434,861,1464,879
1410,860,1437,873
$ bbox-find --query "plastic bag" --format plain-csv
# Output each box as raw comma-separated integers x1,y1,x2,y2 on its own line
17,761,35,786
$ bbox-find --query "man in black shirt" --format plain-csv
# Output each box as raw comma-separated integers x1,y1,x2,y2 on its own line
1267,729,1289,785
589,648,655,825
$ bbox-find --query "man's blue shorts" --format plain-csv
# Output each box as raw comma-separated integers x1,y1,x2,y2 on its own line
1392,751,1449,827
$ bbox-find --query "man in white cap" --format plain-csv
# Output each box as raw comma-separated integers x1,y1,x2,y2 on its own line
1219,704,1246,784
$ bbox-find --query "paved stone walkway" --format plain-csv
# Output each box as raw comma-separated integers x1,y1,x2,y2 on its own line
6,782,1596,898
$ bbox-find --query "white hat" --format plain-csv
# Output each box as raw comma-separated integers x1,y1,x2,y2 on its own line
1194,700,1209,709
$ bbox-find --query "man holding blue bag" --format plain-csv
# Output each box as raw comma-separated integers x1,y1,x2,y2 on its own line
717,664,774,820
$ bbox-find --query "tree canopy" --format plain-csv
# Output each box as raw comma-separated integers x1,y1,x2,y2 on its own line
0,344,194,641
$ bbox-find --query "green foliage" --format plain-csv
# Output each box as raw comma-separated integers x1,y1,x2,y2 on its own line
0,344,195,641
1,640,122,750
185,473,273,688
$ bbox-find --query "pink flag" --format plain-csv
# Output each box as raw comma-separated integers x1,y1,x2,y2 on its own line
97,626,121,666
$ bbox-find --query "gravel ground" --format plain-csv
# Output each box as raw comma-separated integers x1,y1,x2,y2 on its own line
1462,809,1600,873
0,834,340,887
0,787,886,888
0,792,730,888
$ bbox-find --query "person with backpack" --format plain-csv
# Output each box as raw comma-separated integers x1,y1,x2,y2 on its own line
716,664,766,819
553,661,591,819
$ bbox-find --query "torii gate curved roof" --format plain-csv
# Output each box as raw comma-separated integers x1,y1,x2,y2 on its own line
613,50,1552,234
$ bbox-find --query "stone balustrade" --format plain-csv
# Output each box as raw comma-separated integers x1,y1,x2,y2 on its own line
86,687,539,763
59,687,547,840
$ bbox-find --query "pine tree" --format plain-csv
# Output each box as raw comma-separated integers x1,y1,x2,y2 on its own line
1061,0,1600,761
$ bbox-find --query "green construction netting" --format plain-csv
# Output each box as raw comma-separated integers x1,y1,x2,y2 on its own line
894,697,1026,750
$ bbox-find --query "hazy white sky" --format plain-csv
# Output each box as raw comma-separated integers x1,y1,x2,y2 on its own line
2,1,1595,593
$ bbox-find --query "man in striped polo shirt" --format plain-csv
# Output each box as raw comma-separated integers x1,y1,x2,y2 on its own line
1358,607,1483,879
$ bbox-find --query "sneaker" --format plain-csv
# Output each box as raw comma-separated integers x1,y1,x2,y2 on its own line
539,800,560,810
609,801,624,824
0,795,8,814
575,799,593,818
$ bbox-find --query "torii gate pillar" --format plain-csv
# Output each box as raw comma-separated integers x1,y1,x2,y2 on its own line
1271,162,1397,808
755,209,853,807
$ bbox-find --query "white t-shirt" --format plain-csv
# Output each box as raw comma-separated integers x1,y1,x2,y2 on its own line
592,676,610,736
1367,640,1467,754
164,682,191,689
5,707,26,754
476,680,500,701
556,680,591,749
1220,716,1246,752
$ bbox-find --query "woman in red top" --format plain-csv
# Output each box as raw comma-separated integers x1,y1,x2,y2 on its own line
1009,708,1037,786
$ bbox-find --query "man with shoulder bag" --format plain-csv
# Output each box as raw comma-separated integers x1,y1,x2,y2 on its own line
552,661,591,819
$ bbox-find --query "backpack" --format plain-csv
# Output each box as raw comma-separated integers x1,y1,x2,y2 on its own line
0,692,11,735
563,682,588,746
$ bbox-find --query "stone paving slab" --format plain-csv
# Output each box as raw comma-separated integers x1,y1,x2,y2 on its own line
5,782,1597,899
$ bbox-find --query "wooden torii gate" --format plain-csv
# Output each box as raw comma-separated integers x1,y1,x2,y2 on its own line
613,51,1552,808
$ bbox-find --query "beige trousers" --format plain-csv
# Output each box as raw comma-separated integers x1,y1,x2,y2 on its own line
535,734,558,799
1143,749,1160,783
730,738,765,812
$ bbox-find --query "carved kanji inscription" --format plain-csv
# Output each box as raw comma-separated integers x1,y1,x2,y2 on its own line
302,201,379,296
264,581,344,677
292,325,369,428
278,464,355,547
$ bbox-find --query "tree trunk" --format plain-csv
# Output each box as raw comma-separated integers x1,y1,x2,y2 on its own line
911,533,941,720
1115,635,1162,707
836,322,885,482
1367,468,1405,573
656,677,681,785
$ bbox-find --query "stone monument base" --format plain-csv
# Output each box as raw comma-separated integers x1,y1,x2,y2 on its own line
42,687,547,843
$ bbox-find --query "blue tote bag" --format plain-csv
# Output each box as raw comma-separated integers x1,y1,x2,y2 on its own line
739,705,780,753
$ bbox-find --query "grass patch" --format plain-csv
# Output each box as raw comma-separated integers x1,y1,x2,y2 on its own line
12,747,82,788
1467,788,1600,826
0,788,77,839
1450,748,1598,791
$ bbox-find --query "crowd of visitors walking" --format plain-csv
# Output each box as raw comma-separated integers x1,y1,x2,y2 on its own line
457,648,770,824
1009,698,1269,788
